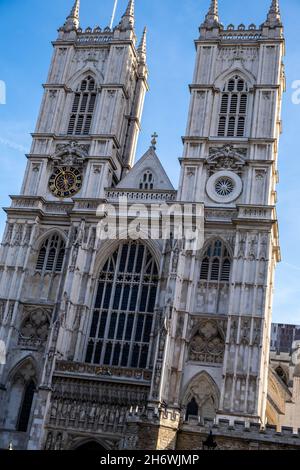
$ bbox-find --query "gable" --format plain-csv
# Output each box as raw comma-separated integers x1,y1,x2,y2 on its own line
117,147,174,191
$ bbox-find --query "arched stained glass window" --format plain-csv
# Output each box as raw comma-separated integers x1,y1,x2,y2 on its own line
85,241,159,369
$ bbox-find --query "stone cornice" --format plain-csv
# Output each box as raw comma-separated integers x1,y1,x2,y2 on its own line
42,84,72,93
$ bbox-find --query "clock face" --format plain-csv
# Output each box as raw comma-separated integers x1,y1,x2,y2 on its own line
49,166,82,199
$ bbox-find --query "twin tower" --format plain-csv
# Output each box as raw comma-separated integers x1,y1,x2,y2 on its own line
0,1,286,450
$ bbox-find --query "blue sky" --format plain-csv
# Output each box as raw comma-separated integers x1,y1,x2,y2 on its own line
0,0,299,324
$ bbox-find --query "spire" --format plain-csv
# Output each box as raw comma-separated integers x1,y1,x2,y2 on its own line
264,0,282,27
270,0,280,14
202,0,220,27
120,0,135,30
62,0,80,32
138,27,147,64
124,0,135,17
208,0,218,17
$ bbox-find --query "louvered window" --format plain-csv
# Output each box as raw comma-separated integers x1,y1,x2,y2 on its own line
200,240,231,283
67,76,97,136
218,76,248,137
36,234,65,273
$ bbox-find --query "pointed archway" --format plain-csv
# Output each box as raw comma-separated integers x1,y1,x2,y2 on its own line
74,441,107,451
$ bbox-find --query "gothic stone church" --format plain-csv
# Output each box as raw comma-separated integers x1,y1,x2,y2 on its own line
0,0,299,450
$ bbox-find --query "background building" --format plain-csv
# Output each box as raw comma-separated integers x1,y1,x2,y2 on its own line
271,323,300,353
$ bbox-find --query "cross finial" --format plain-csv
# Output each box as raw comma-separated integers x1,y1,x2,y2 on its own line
151,132,158,150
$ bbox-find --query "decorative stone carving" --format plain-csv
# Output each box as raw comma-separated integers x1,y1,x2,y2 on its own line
19,306,51,347
255,169,267,180
13,360,36,384
217,46,258,63
23,225,33,245
0,300,5,324
259,233,269,259
44,431,53,450
52,141,90,166
248,235,258,258
4,301,15,325
230,318,238,344
238,232,247,257
240,318,251,345
12,225,23,246
49,90,58,99
252,319,261,346
189,320,225,364
55,360,152,382
186,167,196,177
3,224,13,244
207,145,247,175
48,377,148,435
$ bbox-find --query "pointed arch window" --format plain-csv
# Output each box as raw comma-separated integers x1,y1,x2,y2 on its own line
218,76,248,138
275,366,288,386
67,76,97,136
186,397,199,420
200,240,231,283
85,241,159,369
17,380,35,432
36,234,65,273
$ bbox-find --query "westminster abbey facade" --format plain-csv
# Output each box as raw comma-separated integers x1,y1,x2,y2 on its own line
1,0,300,450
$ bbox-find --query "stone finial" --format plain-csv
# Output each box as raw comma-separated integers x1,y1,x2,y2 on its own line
120,0,135,30
264,0,282,27
270,0,280,14
62,0,80,32
202,0,220,28
151,132,158,150
138,27,147,64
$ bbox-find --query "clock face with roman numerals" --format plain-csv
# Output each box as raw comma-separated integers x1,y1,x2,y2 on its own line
49,166,82,199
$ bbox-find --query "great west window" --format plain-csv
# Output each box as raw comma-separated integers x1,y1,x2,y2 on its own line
85,242,159,369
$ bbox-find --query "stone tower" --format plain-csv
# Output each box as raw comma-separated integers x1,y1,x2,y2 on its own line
0,0,150,450
154,0,285,436
0,0,290,451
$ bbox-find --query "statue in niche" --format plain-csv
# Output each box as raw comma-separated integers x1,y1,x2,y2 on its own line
238,234,246,257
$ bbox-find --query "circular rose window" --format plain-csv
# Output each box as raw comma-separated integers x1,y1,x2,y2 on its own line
215,176,235,197
206,171,242,203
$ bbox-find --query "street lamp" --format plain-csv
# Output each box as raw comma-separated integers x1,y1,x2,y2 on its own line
202,431,217,450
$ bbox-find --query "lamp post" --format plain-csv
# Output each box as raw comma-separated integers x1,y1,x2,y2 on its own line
202,431,217,450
